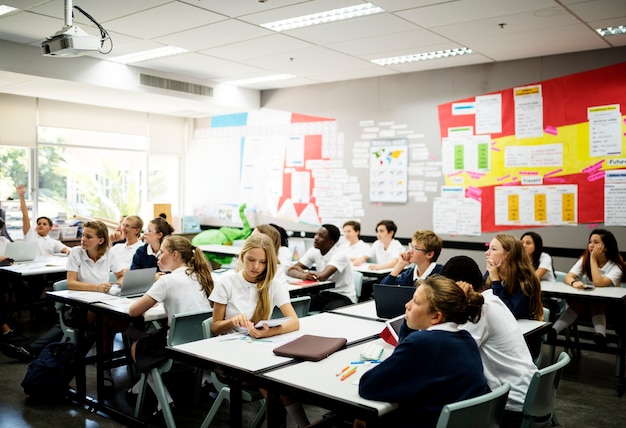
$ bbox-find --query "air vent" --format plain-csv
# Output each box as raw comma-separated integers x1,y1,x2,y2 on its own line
140,74,213,97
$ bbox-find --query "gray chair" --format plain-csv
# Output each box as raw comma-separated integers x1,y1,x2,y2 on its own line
534,306,550,367
271,295,311,319
199,317,266,428
134,310,213,428
521,351,571,428
52,279,77,344
435,382,511,428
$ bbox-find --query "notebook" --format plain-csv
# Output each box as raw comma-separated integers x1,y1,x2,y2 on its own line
5,241,37,262
373,283,415,319
118,267,157,297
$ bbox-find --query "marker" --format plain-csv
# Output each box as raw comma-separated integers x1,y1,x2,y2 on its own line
336,365,350,376
340,366,357,381
350,360,382,364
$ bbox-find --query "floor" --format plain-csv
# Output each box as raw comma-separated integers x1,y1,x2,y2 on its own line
1,308,625,428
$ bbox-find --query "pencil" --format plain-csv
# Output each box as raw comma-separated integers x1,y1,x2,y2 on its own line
336,365,350,376
340,366,357,381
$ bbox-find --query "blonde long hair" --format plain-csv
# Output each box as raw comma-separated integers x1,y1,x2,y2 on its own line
239,234,278,323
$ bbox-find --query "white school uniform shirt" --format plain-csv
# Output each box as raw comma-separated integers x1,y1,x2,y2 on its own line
209,270,290,334
109,239,143,269
339,240,371,260
145,266,212,327
538,252,556,282
460,290,537,411
413,262,439,281
0,236,9,255
24,228,69,256
66,246,125,284
298,243,357,304
366,239,404,265
569,258,623,286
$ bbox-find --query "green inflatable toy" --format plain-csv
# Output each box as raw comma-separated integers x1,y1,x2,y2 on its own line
191,204,252,267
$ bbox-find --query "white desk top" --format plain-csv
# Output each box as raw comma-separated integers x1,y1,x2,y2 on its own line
262,338,398,418
330,300,382,321
170,312,385,374
332,300,549,338
47,290,166,322
1,255,67,276
352,265,393,277
541,280,626,300
198,244,241,256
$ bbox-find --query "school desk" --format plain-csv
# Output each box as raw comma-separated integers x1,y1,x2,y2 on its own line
166,312,384,428
541,280,626,395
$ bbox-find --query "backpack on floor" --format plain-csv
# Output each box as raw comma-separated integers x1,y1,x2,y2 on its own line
21,342,77,400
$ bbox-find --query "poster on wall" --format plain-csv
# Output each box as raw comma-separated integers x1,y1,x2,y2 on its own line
438,62,626,232
369,138,408,203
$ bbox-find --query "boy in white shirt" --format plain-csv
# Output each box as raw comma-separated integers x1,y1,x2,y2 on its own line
17,184,69,256
353,219,404,270
340,220,371,262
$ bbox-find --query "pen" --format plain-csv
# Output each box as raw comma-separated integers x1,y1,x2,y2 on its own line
336,365,350,376
350,360,382,364
340,366,357,381
219,337,240,342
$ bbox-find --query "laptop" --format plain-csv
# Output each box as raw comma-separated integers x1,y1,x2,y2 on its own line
118,267,157,298
373,283,416,319
5,241,37,262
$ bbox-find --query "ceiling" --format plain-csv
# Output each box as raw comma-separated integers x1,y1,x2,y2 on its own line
1,0,625,117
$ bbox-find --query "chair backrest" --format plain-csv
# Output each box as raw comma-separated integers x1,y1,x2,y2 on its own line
435,382,511,428
353,270,363,299
202,317,214,339
554,271,567,283
169,310,213,347
271,296,311,319
53,279,69,310
522,351,571,420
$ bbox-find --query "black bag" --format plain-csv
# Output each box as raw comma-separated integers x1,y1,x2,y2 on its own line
21,342,78,400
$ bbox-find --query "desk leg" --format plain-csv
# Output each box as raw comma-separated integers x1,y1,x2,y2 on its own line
229,378,243,428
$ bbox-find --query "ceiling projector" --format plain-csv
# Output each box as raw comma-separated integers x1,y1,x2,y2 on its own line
41,25,100,57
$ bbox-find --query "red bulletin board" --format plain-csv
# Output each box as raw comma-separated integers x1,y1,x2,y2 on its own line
438,62,626,232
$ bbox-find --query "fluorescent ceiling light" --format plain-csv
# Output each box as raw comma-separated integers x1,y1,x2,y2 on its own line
261,2,384,32
0,5,18,16
108,46,188,64
596,25,626,37
223,74,297,86
371,48,474,66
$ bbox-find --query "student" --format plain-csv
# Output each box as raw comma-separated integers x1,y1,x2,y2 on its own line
358,276,489,428
340,220,370,262
16,184,70,255
66,220,125,386
353,220,404,270
130,216,174,276
381,229,443,286
442,256,537,428
128,235,214,414
253,224,288,279
287,224,357,311
552,229,626,347
485,234,543,321
269,223,293,268
209,234,308,427
109,215,144,270
521,231,556,282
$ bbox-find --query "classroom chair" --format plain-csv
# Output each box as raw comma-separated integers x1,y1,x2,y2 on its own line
521,351,571,428
52,280,78,344
435,382,510,428
534,306,550,367
271,296,311,319
353,270,363,300
134,310,213,428
200,317,266,428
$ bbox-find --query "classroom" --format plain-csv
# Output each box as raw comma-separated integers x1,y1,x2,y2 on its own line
1,1,626,427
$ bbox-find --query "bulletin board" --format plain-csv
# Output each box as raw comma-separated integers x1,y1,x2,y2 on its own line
437,61,626,232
